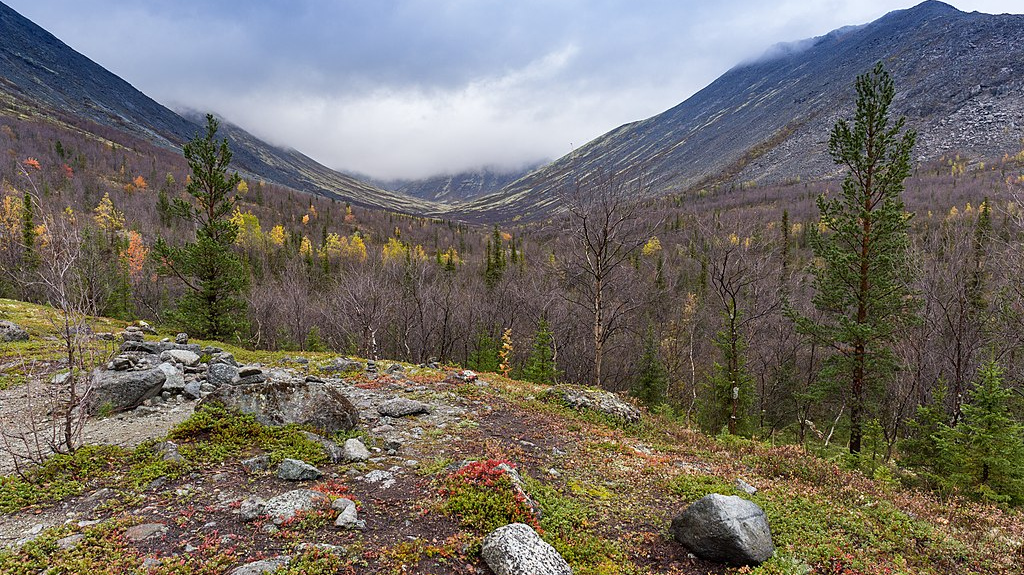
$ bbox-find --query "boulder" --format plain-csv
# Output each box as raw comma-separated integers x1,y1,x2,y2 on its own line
175,333,189,345
343,438,370,462
332,498,365,530
0,320,29,342
263,489,330,524
377,397,431,417
277,458,322,481
89,365,167,414
160,349,200,367
158,362,186,394
200,379,359,434
182,380,203,400
228,556,291,575
320,357,363,373
543,385,641,424
670,493,774,567
207,362,239,387
481,523,571,575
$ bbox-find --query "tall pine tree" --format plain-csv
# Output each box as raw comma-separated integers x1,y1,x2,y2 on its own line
153,114,248,340
793,63,918,454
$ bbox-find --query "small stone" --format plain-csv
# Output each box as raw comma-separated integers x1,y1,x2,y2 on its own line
277,458,322,481
228,556,291,575
333,499,365,530
234,373,268,386
238,365,263,378
343,438,371,462
239,496,267,522
175,333,189,344
183,381,203,400
735,478,757,495
361,469,395,489
124,523,167,542
241,454,271,473
264,489,330,524
55,533,85,550
377,398,431,418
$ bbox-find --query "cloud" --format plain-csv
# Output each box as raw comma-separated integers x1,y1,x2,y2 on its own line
5,0,1023,179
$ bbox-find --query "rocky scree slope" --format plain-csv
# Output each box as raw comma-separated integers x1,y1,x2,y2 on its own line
456,1,1024,222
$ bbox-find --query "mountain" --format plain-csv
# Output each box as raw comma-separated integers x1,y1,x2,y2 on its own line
0,1,439,215
455,1,1024,221
374,166,534,203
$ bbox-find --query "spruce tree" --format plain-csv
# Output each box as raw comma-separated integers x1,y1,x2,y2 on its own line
521,317,558,384
631,325,668,408
153,114,248,340
792,62,918,454
936,360,1024,504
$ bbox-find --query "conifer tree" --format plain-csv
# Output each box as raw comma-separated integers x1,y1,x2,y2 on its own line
936,360,1024,504
521,317,559,384
631,324,668,408
153,114,248,340
793,62,918,454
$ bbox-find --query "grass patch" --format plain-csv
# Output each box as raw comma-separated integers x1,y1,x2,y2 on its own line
0,444,127,512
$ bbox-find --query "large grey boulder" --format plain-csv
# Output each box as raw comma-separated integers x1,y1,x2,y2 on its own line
199,379,359,434
481,523,571,575
542,385,641,424
0,320,29,342
670,493,774,566
88,365,167,414
263,489,330,524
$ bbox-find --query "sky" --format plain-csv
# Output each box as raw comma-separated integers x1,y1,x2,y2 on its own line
5,0,1022,180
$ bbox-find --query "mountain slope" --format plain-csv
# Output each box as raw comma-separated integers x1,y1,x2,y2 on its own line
374,166,533,203
0,1,440,215
455,1,1024,222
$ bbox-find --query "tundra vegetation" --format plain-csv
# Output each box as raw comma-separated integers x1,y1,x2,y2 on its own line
0,66,1023,573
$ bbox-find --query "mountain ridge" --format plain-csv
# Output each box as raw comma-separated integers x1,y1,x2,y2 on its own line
0,1,441,216
452,0,1024,221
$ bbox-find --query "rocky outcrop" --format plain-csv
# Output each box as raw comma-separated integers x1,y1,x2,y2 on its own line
670,493,774,566
200,378,359,434
0,320,28,342
542,385,641,424
481,523,572,575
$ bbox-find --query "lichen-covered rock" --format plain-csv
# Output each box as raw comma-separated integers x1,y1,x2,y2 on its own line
207,362,239,387
277,458,322,481
160,349,200,367
263,489,330,524
199,379,359,434
158,362,185,394
228,556,291,575
0,320,29,342
377,397,431,417
670,493,774,566
481,523,571,575
89,365,167,414
542,385,641,424
343,438,370,462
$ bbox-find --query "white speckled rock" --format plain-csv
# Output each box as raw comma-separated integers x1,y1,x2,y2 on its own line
263,489,330,525
481,523,572,575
